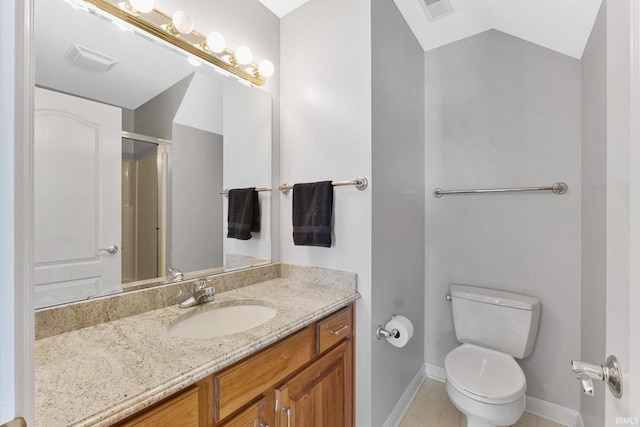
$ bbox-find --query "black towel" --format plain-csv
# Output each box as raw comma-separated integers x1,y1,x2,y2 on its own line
292,181,333,247
227,188,260,240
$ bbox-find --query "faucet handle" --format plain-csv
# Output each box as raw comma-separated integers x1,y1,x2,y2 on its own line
167,267,183,282
195,279,207,291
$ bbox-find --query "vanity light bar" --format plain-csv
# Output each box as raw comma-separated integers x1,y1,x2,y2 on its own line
81,0,271,86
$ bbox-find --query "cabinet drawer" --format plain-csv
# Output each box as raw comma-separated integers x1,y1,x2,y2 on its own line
214,327,311,422
116,385,199,427
316,305,352,354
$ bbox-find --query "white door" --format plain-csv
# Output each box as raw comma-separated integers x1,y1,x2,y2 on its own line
604,0,638,422
33,87,122,308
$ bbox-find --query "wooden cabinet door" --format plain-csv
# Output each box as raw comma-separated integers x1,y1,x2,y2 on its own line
275,341,352,427
219,396,269,427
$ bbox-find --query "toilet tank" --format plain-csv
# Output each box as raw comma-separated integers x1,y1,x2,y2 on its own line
450,284,541,359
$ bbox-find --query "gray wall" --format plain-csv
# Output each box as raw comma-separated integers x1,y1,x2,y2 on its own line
425,30,582,410
134,74,193,140
171,124,223,271
580,3,607,425
371,0,425,424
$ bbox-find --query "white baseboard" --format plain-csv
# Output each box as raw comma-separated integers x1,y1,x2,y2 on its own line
526,396,584,427
424,362,446,382
423,363,584,427
382,364,427,427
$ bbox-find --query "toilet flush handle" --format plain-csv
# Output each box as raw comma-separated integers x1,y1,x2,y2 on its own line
570,355,622,398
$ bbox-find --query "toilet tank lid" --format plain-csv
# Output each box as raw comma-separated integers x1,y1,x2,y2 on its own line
450,285,540,311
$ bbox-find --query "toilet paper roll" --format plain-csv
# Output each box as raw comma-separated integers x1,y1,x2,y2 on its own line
385,315,414,348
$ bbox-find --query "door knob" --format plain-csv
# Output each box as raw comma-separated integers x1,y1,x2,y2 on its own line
98,245,119,254
570,355,622,398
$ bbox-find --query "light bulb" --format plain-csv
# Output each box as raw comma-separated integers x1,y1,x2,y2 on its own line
205,32,226,53
187,56,202,67
234,46,252,65
171,11,194,34
258,59,274,77
127,0,154,13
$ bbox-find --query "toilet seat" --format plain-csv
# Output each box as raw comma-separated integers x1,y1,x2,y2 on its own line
445,343,526,404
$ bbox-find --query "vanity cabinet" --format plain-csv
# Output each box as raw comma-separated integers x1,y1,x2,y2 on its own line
275,340,352,427
115,386,200,427
115,304,354,427
218,396,269,427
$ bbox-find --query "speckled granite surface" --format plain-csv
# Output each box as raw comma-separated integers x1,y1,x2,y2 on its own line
35,277,359,427
280,263,358,292
35,263,281,339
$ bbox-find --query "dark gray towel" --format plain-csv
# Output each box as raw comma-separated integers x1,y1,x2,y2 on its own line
227,188,260,240
292,181,333,247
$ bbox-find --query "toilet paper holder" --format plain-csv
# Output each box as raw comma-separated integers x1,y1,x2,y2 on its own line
376,315,401,340
376,325,399,340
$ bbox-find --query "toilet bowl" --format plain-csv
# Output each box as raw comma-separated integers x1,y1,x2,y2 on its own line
445,344,526,427
445,285,540,427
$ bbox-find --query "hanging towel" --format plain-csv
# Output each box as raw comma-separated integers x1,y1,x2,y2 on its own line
292,181,333,247
227,188,260,240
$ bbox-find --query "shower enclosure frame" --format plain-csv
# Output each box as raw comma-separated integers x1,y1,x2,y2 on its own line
121,131,169,283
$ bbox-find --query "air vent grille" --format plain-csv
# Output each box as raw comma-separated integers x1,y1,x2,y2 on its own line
65,43,119,72
420,0,454,22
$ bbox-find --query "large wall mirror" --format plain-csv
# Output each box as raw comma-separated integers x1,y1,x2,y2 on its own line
34,0,273,309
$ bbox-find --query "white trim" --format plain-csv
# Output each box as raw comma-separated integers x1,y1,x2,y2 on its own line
424,363,583,427
526,396,584,427
628,0,640,417
0,0,35,424
424,362,446,382
382,364,427,427
0,0,17,418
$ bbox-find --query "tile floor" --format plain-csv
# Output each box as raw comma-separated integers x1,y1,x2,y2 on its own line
399,378,565,427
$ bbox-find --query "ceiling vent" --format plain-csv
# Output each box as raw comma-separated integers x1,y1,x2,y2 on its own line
420,0,454,22
65,43,119,72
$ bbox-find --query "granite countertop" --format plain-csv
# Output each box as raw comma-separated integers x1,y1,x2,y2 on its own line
35,277,359,427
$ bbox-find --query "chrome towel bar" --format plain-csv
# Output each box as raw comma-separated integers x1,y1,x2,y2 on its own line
433,182,568,198
220,187,272,195
279,176,368,194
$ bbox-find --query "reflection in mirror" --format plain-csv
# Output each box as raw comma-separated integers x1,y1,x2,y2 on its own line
121,133,167,284
34,0,272,309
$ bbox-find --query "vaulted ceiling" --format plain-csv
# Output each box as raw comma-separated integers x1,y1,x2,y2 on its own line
393,0,603,59
257,0,603,60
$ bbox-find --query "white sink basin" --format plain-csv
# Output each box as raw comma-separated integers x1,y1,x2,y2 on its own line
169,303,277,339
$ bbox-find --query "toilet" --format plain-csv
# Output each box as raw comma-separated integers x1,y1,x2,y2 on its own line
445,285,540,427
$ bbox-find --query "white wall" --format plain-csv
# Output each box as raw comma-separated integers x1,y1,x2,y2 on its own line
371,0,426,424
223,79,272,262
425,30,582,410
280,0,372,424
580,3,607,425
174,73,223,136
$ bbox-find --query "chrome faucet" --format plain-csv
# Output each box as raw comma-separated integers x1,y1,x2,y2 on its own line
167,266,184,282
179,278,215,308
